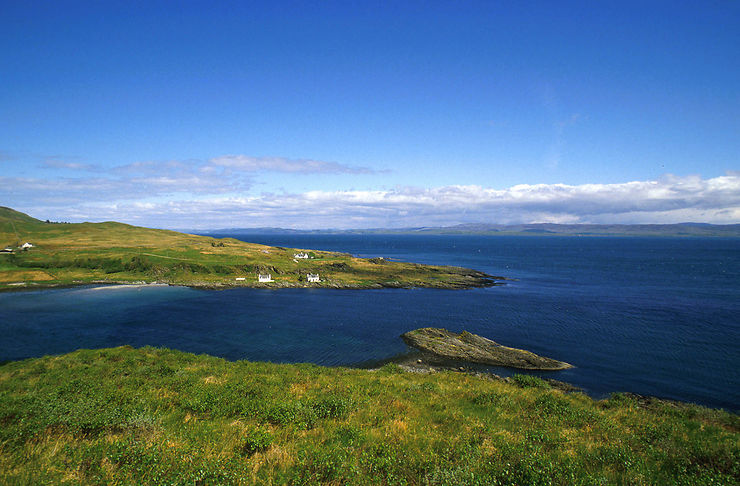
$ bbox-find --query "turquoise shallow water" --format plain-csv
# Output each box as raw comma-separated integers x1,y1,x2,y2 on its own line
1,235,738,411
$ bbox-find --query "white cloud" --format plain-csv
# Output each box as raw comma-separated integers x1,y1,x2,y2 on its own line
209,155,378,174
0,171,247,205
41,160,98,171
7,173,738,229
111,160,196,175
1,155,382,208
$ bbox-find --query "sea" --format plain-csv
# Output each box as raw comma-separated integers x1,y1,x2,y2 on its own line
1,235,738,411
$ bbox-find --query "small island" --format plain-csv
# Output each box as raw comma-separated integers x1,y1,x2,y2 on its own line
402,327,573,370
0,207,502,291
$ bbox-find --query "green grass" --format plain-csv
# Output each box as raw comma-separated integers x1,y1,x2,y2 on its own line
0,346,737,485
0,207,497,290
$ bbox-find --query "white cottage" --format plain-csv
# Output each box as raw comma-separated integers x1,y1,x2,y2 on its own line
258,274,273,283
20,242,34,250
307,273,320,283
294,252,309,259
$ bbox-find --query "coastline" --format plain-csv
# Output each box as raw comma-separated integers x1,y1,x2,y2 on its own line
1,208,507,292
360,350,583,393
358,351,740,412
0,342,731,413
1,344,733,414
0,274,505,293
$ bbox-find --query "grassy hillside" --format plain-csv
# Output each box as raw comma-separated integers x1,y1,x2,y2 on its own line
0,207,498,290
0,206,41,225
0,346,736,484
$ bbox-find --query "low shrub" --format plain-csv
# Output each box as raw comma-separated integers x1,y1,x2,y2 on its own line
512,374,551,389
472,391,503,406
235,427,273,456
313,395,353,419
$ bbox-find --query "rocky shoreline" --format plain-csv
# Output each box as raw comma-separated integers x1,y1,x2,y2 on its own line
368,351,712,410
358,350,582,393
0,273,505,293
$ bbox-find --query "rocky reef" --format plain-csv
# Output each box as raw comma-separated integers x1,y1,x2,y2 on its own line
401,327,573,371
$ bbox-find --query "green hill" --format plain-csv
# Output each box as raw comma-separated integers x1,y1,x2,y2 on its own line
0,206,42,224
0,346,736,484
0,208,498,290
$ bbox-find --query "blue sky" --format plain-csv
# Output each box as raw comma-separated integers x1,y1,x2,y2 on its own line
2,1,738,228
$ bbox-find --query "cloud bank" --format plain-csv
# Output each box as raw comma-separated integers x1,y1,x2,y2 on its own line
4,171,738,229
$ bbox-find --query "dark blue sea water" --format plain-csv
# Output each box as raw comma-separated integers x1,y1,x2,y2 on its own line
1,235,738,411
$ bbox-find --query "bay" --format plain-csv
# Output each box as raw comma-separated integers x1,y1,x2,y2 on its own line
1,235,738,411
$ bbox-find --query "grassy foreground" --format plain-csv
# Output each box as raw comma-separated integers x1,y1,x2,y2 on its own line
0,347,737,485
0,207,497,291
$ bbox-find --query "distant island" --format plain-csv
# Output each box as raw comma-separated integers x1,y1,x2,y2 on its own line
198,222,740,237
0,207,501,291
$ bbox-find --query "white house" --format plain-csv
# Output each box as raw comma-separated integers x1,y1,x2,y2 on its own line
258,274,273,282
307,273,320,283
294,252,309,259
20,242,34,250
235,277,246,281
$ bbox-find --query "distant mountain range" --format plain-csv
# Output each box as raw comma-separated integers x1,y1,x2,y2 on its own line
195,223,740,237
